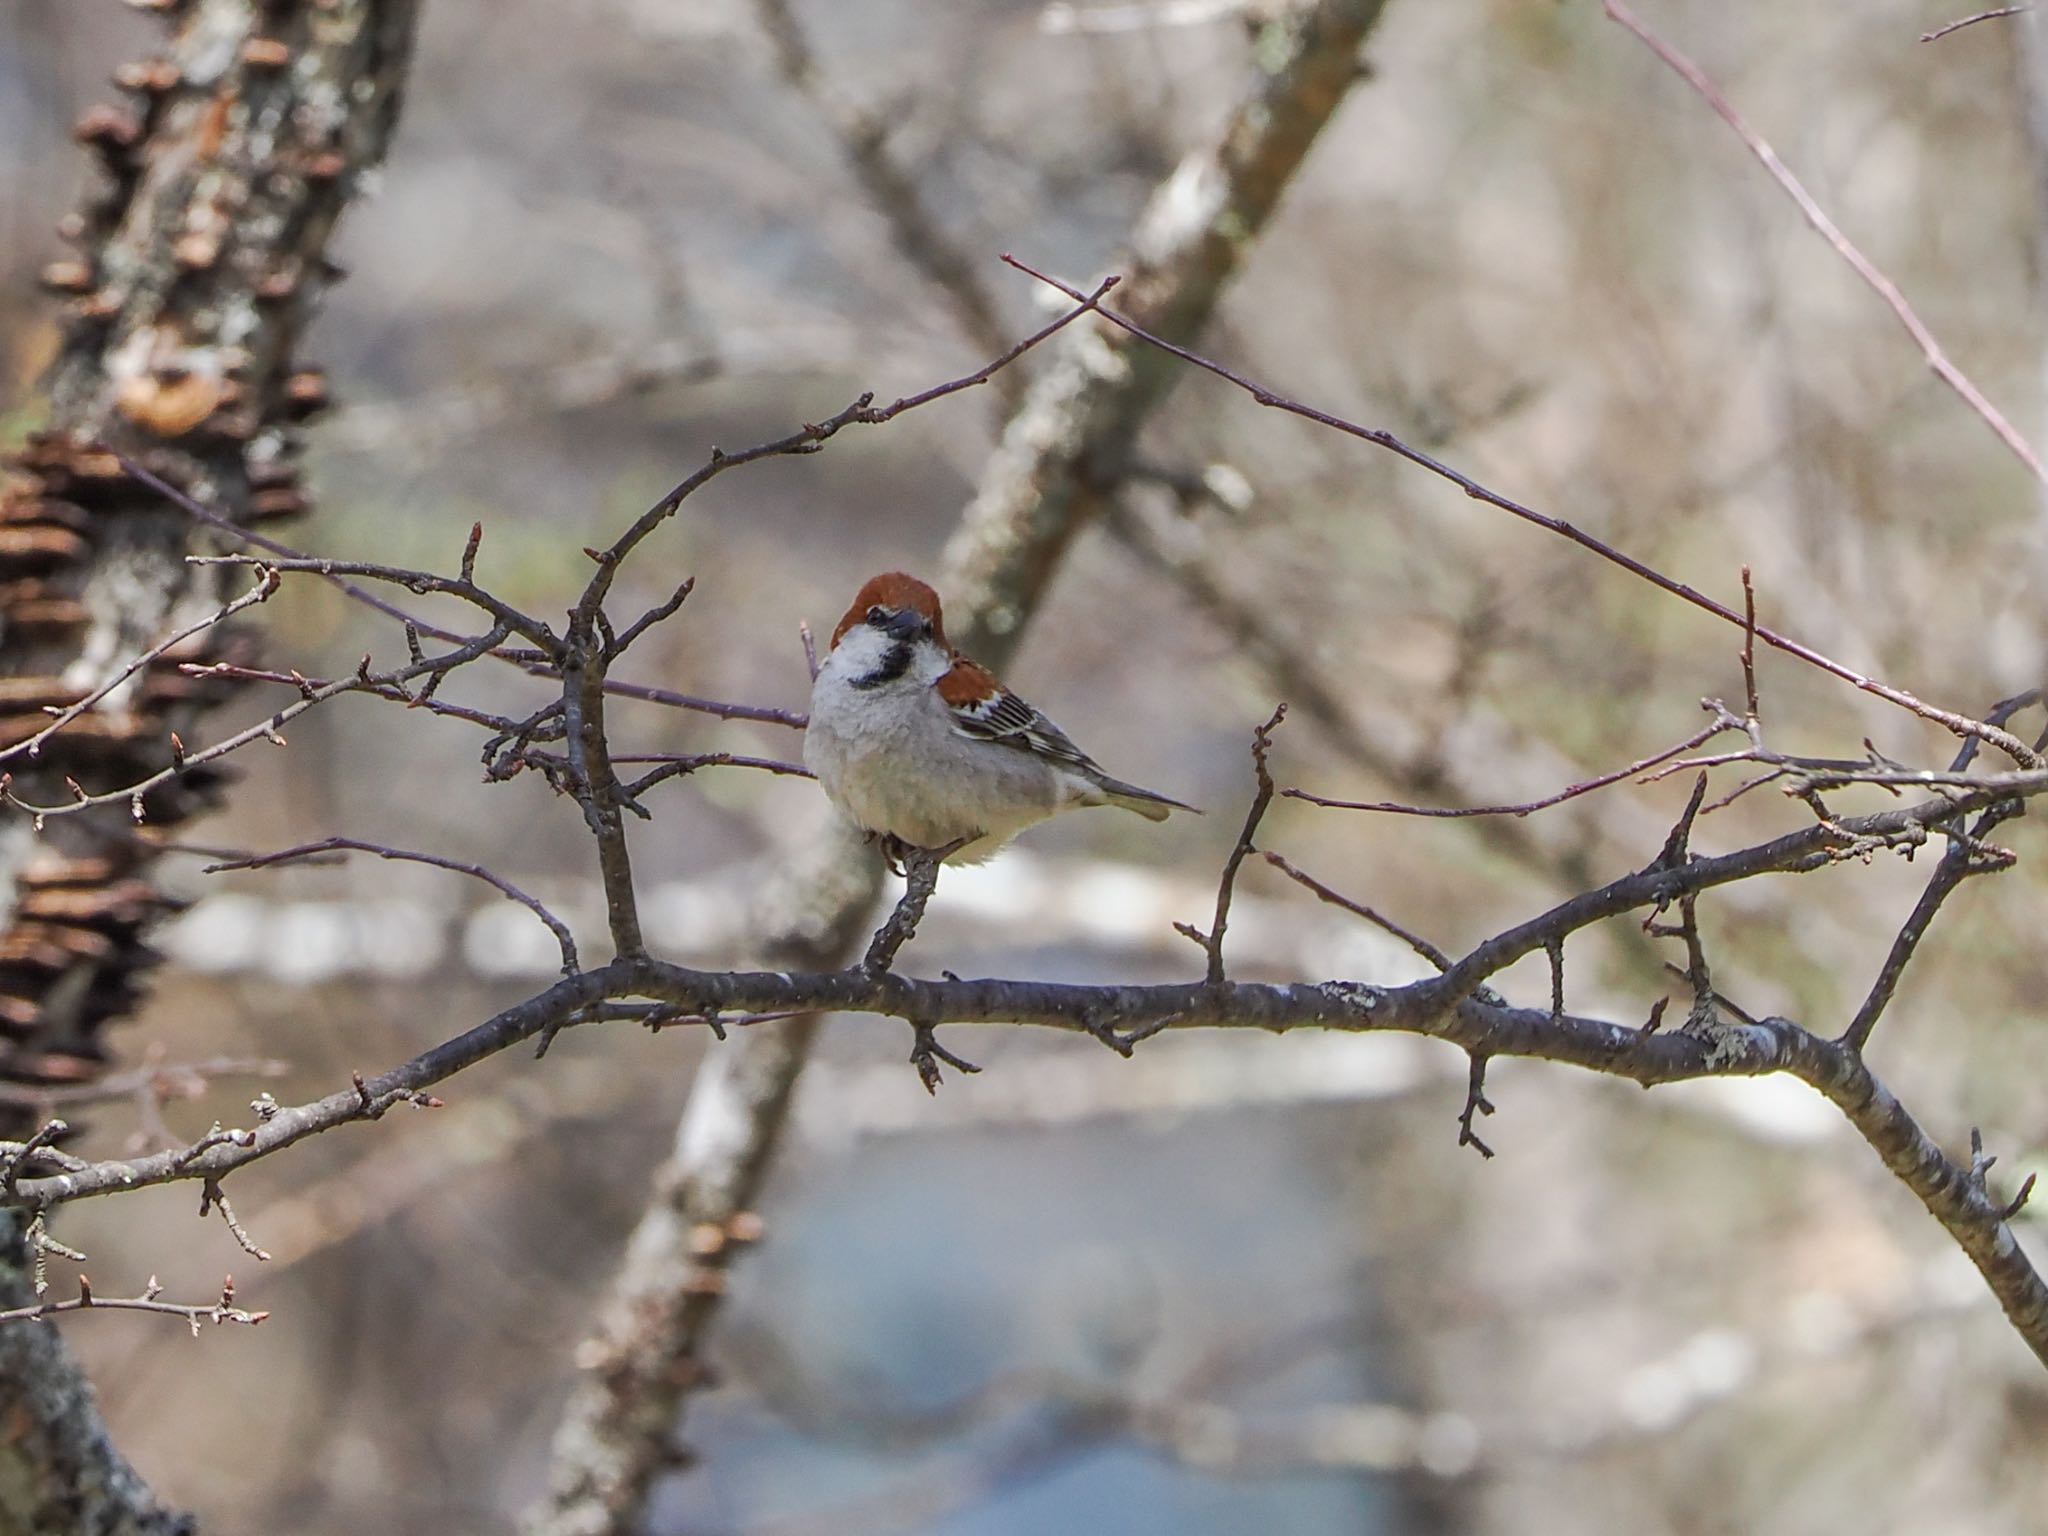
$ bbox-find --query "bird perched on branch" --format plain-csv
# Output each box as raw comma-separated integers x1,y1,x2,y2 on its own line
805,572,1198,865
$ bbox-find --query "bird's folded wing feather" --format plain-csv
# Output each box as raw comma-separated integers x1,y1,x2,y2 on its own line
937,657,1105,775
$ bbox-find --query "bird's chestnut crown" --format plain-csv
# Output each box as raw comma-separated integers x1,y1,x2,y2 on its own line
831,572,947,649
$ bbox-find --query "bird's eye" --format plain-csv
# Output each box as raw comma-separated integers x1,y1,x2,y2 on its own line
866,605,889,625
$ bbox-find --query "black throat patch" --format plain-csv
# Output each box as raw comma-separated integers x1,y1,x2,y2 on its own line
849,641,914,690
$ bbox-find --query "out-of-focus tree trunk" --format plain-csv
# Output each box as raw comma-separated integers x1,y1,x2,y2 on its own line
0,0,419,1116
0,5,423,1530
526,4,1393,1534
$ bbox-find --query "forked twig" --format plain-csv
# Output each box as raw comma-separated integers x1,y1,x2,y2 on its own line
1179,705,1286,984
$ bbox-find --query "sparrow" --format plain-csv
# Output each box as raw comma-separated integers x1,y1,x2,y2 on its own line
804,572,1198,864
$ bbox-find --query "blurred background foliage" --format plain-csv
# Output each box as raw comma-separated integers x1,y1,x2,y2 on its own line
7,1,2048,1531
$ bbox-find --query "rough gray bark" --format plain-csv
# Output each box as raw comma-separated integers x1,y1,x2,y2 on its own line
524,4,1393,1532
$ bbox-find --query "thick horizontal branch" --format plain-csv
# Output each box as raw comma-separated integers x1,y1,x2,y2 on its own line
0,962,1753,1212
8,929,2044,1366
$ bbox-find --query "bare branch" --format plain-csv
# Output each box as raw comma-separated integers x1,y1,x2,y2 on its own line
1003,256,2044,768
1922,6,2031,42
190,551,559,657
616,752,814,800
752,0,1024,407
607,578,696,661
0,1057,287,1113
862,841,968,976
1605,0,2048,483
1261,852,1451,972
1287,716,1733,818
204,836,580,978
1178,706,1285,985
0,1273,267,1334
583,276,1122,609
127,456,809,732
1839,693,2041,1051
2,626,513,821
9,938,2041,1359
0,570,281,769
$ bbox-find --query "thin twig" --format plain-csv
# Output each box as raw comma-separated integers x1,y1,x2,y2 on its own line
1606,0,2048,484
1286,718,1731,817
616,753,814,799
1839,692,2040,1051
124,456,810,731
199,1181,270,1261
204,836,580,977
1179,705,1285,984
581,277,1121,615
1456,1052,1496,1159
1002,256,2044,769
1921,6,2030,43
1739,565,1760,724
0,1056,287,1111
1,626,513,821
752,0,1025,407
1261,852,1450,972
608,578,696,660
0,1274,267,1333
0,569,281,768
3,1122,71,1195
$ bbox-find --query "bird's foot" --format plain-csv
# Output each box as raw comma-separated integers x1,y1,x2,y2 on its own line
863,830,911,877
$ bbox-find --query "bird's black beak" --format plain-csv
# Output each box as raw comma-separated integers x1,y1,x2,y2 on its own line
885,610,932,642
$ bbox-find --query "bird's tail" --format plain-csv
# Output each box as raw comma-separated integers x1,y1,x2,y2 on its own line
1090,775,1201,822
